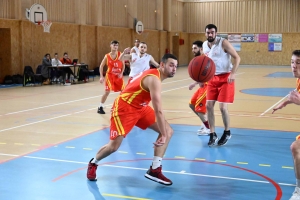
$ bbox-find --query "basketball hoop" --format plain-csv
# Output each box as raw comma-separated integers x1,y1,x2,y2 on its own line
40,21,52,33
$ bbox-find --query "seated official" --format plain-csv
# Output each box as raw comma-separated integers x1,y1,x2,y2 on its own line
51,53,66,82
60,52,75,83
41,53,52,85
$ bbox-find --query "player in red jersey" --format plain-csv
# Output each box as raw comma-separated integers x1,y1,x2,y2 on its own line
87,54,178,186
189,40,210,135
272,50,300,200
97,40,125,114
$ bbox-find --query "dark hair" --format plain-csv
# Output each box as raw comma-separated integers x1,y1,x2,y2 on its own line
192,40,203,48
45,53,50,57
140,41,147,45
205,24,218,32
54,53,58,56
161,54,178,63
110,40,119,44
64,52,68,56
292,50,300,57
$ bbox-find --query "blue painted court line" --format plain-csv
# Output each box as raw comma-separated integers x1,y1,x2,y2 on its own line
241,88,295,97
0,124,297,200
265,72,293,78
0,84,22,89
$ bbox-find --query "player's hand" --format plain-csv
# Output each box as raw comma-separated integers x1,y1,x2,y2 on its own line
99,77,104,84
188,83,196,90
123,47,131,54
153,136,166,147
272,103,286,114
228,73,236,84
288,91,300,105
118,74,123,78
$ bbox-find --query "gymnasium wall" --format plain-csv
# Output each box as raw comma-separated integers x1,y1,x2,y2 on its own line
184,0,300,65
0,0,300,82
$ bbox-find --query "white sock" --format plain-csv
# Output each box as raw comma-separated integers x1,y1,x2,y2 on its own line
152,156,162,169
297,179,300,187
91,158,100,164
99,103,103,108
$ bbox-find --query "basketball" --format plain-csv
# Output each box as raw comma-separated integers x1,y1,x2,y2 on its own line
188,55,216,82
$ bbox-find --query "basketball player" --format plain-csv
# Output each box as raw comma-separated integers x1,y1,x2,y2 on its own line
87,54,178,186
131,39,140,54
272,50,300,200
97,40,125,114
119,42,159,83
203,24,241,146
188,40,210,135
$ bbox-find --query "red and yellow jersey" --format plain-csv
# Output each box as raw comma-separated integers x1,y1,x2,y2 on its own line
106,51,123,75
297,78,300,92
118,69,160,108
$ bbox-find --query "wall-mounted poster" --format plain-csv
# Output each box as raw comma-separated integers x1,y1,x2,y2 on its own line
232,43,241,52
268,34,282,43
241,34,255,42
268,43,282,51
217,34,228,39
258,34,268,42
228,34,241,42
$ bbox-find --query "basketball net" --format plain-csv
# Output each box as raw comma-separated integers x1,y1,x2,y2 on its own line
40,21,52,33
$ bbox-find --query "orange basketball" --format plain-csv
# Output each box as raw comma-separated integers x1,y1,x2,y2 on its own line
188,55,216,82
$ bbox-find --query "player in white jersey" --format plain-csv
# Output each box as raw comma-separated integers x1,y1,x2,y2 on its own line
202,24,240,147
120,42,159,83
131,39,140,55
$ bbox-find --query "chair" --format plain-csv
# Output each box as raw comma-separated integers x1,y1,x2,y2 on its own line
77,64,89,82
88,68,95,81
22,66,42,86
35,65,44,85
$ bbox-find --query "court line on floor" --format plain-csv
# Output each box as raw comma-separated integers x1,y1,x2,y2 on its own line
260,89,296,116
0,85,188,133
0,78,191,117
2,155,289,187
163,110,300,121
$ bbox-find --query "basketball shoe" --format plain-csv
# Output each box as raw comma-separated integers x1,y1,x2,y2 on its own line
197,126,210,136
144,166,172,186
290,187,300,200
97,106,105,114
218,130,231,146
208,132,218,147
87,158,98,181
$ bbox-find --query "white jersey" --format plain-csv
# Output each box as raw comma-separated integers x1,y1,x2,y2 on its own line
203,37,233,75
131,46,140,57
129,53,152,78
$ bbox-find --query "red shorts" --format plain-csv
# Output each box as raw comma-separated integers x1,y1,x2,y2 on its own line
190,85,207,113
105,73,124,92
110,98,155,140
207,73,235,103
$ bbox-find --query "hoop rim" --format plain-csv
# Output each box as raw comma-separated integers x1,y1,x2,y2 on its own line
40,20,52,33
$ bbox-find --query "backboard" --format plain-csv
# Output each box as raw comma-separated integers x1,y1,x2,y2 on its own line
136,21,144,35
25,3,48,25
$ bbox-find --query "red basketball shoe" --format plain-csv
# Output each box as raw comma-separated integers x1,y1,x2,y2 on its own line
144,165,172,186
87,158,98,181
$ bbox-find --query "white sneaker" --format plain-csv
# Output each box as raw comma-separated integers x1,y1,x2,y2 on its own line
197,126,210,136
290,187,300,200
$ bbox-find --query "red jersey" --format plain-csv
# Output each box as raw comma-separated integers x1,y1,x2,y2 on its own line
106,51,123,75
119,69,160,108
297,78,300,92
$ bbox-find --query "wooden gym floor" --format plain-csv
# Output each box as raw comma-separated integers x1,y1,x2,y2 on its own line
0,65,298,200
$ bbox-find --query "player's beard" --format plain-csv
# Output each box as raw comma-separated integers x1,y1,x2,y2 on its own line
207,36,215,42
194,51,201,57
